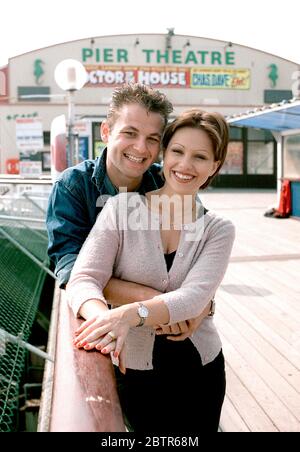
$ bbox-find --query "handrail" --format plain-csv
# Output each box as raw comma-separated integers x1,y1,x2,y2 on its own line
0,215,45,223
0,176,52,184
42,286,125,432
38,282,60,433
22,192,47,214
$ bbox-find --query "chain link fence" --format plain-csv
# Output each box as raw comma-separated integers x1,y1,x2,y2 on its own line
0,188,53,431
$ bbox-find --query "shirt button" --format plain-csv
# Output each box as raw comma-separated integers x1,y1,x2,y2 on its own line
178,253,184,258
183,225,189,231
162,279,168,284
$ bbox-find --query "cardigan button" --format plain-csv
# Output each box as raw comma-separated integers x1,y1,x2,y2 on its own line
178,252,184,258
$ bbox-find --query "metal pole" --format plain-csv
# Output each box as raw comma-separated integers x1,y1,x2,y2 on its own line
67,90,76,167
0,328,54,362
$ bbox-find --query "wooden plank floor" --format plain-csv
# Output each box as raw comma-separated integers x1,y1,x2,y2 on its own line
201,189,300,432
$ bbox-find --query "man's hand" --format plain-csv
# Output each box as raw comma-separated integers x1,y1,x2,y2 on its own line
154,301,212,341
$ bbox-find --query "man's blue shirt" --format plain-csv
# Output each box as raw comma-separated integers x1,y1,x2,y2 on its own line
46,149,163,287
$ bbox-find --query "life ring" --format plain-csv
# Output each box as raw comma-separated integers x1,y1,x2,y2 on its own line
6,158,20,174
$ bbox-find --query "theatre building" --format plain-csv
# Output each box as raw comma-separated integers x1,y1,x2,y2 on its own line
0,32,299,188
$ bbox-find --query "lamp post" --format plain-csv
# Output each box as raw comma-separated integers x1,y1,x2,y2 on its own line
54,59,88,167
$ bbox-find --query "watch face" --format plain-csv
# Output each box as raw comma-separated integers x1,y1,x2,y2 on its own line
138,305,149,318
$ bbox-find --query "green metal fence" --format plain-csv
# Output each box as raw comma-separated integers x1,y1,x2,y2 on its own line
0,190,52,432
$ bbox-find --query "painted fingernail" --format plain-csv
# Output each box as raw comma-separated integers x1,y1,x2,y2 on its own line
77,341,86,347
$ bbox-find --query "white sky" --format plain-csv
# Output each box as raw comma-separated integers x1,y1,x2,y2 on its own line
1,0,299,67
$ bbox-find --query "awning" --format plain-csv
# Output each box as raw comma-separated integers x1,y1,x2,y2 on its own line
227,99,300,132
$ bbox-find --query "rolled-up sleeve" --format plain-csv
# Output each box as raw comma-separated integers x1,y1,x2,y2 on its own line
66,199,120,317
154,220,235,324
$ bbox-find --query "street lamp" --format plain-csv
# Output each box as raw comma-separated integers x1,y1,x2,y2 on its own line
54,59,88,167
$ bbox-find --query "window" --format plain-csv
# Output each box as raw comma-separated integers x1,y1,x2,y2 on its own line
247,129,274,142
42,152,51,171
43,131,50,145
247,142,274,174
92,121,106,158
284,134,300,179
229,126,242,141
247,129,275,175
220,141,243,175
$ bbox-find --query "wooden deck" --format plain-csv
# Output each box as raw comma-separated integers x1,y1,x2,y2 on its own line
201,189,300,432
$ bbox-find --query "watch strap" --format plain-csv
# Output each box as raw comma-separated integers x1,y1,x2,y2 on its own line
208,298,215,317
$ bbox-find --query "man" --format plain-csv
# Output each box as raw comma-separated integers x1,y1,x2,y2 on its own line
47,83,210,340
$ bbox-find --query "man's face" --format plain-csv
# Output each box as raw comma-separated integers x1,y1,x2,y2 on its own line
101,104,164,188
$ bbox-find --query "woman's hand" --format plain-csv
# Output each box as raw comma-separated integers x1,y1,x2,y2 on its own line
73,305,134,369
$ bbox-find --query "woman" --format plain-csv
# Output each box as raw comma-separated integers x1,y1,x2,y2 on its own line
67,109,235,432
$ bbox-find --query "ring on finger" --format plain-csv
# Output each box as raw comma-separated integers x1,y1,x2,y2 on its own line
108,331,116,341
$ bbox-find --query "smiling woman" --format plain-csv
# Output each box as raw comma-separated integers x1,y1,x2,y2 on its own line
161,127,220,197
162,108,229,190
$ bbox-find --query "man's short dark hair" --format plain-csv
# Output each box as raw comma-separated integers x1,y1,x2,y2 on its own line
107,83,173,128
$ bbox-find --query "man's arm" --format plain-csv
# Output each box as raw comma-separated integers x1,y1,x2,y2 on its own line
103,278,161,306
47,178,92,287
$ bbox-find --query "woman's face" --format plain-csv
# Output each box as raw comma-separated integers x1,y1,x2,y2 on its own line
163,127,220,196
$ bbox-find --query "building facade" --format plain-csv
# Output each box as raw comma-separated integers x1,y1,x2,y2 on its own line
0,33,298,187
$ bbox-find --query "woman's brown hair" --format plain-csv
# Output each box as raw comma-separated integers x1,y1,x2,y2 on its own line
162,109,229,189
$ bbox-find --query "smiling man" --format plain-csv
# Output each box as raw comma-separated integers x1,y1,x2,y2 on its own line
101,103,164,191
47,83,173,289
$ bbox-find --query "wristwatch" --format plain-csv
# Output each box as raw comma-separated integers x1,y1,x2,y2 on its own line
208,298,215,317
137,302,149,327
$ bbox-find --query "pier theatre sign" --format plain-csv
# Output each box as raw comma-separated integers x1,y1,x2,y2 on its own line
82,47,250,90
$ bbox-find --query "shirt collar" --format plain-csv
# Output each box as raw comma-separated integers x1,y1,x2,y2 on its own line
103,173,119,196
91,147,161,195
91,148,108,192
